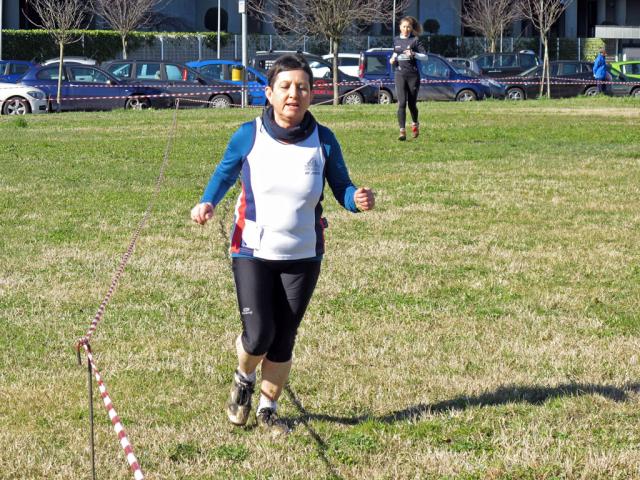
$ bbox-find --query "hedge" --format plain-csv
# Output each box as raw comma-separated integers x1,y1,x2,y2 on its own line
0,30,228,62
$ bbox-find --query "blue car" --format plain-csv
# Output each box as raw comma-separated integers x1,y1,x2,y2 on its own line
19,63,165,111
187,59,267,106
0,60,36,83
359,49,505,102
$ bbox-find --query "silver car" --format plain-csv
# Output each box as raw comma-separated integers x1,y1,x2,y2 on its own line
0,82,49,115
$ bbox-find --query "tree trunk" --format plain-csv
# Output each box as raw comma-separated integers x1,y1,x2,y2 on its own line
122,35,128,60
489,37,496,53
57,42,64,111
332,37,339,106
538,35,546,98
543,37,550,98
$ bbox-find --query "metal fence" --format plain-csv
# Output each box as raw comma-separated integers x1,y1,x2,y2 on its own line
122,34,614,64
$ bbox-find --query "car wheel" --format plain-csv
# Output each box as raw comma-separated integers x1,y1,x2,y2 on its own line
125,96,150,110
631,87,640,98
456,89,477,102
208,94,232,108
2,96,31,115
584,86,598,96
378,89,393,104
342,91,363,105
507,87,525,101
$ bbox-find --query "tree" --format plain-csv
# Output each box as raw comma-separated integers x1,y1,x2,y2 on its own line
250,0,409,105
91,0,165,59
520,0,573,98
461,0,523,53
25,0,91,109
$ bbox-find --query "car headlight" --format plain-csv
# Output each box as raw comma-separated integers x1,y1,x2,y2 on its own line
27,90,46,100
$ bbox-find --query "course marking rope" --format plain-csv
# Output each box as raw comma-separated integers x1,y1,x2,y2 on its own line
75,99,181,480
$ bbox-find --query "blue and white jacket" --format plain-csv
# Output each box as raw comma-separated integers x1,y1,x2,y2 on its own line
201,116,359,260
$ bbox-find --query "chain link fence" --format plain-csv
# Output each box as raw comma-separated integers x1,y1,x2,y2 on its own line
123,34,610,64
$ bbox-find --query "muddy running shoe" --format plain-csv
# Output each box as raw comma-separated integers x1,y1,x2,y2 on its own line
398,128,407,141
256,408,290,437
226,370,255,426
411,123,419,138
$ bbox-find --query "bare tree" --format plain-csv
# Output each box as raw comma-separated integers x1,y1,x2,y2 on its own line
26,0,91,109
461,0,523,53
91,0,165,59
250,0,409,105
520,0,573,98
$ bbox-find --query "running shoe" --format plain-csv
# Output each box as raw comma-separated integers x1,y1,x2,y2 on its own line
256,408,290,437
226,370,255,426
398,128,407,141
411,123,419,138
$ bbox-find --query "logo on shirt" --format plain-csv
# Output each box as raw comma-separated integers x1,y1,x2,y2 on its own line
304,156,322,175
241,307,253,316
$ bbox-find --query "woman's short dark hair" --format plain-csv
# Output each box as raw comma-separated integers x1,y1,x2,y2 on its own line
267,54,314,90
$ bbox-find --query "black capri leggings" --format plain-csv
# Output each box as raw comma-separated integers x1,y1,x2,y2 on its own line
395,71,420,128
232,257,321,363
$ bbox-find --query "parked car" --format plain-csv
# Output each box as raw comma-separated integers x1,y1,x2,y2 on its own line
42,56,97,66
504,61,597,100
610,60,640,80
319,53,361,77
605,68,640,97
102,59,242,108
359,48,503,102
0,82,48,114
186,59,267,106
252,51,379,104
470,51,540,78
19,64,165,111
0,60,36,83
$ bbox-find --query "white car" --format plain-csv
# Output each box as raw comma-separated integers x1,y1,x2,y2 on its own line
0,82,49,115
322,53,361,77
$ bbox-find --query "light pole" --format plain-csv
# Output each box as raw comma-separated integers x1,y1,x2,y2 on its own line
0,0,4,60
392,0,396,39
239,0,248,107
217,0,221,59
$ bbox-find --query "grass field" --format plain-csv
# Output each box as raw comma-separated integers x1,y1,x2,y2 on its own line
1,97,640,479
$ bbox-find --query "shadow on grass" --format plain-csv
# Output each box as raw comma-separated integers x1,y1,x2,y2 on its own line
287,382,640,427
284,385,345,480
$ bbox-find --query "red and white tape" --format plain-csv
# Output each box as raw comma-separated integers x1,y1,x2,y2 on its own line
82,343,145,480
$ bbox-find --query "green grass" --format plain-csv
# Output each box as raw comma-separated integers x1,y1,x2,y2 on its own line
1,97,640,479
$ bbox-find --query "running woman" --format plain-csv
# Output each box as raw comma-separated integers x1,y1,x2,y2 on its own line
191,54,375,436
390,16,427,141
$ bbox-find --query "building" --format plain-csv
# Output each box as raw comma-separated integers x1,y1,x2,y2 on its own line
2,0,640,38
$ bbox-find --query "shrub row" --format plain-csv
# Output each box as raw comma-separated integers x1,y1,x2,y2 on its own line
0,30,228,62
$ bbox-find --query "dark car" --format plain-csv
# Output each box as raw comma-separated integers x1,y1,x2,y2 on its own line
102,60,242,108
18,63,165,111
251,51,379,104
606,68,640,98
0,60,35,83
187,59,267,106
504,61,597,100
470,51,540,78
359,48,503,102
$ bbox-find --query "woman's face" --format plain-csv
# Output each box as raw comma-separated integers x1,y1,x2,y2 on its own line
400,21,413,37
265,69,313,128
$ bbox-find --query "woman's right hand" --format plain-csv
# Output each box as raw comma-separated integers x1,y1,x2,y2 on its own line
191,202,215,225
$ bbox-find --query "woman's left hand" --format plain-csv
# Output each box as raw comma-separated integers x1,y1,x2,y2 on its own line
354,187,375,211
